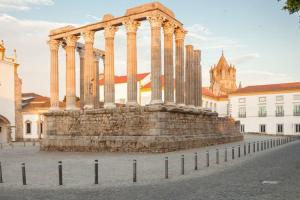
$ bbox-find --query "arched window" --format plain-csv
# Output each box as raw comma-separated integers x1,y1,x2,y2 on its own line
25,120,32,134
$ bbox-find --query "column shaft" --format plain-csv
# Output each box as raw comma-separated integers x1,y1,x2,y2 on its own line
124,20,140,106
104,25,118,109
65,35,78,110
83,31,95,109
49,40,60,110
194,50,201,107
175,29,185,105
78,48,85,109
147,15,164,105
185,45,194,106
93,56,100,108
163,22,175,104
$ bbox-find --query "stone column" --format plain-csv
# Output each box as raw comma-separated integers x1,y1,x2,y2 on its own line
93,53,100,108
48,39,60,111
194,50,201,108
104,25,118,109
123,19,140,106
77,47,85,109
83,31,95,109
163,21,175,105
65,35,79,110
175,28,186,106
198,50,203,107
147,15,165,105
185,45,193,107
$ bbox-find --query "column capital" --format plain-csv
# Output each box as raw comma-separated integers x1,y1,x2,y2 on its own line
83,31,95,43
104,25,118,39
147,14,165,28
123,19,140,33
175,28,187,40
65,35,79,47
48,39,60,51
163,21,176,35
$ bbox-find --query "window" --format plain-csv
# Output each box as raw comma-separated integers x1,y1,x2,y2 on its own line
277,124,284,134
40,122,43,134
259,124,266,133
258,106,267,117
276,105,284,117
276,96,284,102
259,97,266,103
295,124,300,133
238,107,246,118
294,105,300,116
240,124,245,133
25,121,32,134
238,98,246,103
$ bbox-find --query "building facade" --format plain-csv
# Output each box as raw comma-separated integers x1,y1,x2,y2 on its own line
0,40,22,143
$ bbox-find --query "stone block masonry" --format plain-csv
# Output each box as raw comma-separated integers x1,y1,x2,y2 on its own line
41,106,243,153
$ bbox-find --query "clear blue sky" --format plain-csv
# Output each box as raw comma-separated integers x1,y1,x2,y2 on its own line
0,0,299,96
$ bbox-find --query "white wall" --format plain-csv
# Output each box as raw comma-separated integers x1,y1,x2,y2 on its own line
0,60,16,140
230,92,300,135
22,113,41,139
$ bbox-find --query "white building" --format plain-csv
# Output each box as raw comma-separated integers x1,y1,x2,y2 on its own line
0,40,22,143
229,83,300,135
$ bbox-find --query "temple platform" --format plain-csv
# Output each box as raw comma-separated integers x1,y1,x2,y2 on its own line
41,105,243,153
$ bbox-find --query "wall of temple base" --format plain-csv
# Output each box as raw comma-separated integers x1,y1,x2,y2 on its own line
41,106,243,153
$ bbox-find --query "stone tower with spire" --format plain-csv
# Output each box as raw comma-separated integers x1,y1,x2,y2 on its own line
209,51,237,96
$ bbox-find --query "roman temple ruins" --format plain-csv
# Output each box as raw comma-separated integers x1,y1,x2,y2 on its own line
42,2,242,152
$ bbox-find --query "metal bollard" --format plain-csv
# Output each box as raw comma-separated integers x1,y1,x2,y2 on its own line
257,141,259,152
224,148,228,162
58,161,63,185
194,153,198,170
33,141,36,147
238,145,241,158
261,141,263,151
232,147,235,160
248,143,250,154
264,141,266,150
267,140,269,149
271,139,273,148
22,163,26,185
0,162,3,183
181,155,184,175
216,149,219,164
133,159,137,182
94,160,98,184
253,142,255,153
23,141,26,147
165,157,168,179
244,144,246,156
206,151,209,167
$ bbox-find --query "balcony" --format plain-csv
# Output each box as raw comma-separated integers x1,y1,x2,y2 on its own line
275,111,284,117
258,112,267,117
238,113,246,118
294,111,300,116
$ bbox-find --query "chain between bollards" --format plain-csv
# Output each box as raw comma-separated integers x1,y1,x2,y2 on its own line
22,163,26,185
94,160,98,184
165,157,168,179
58,161,63,186
133,159,137,182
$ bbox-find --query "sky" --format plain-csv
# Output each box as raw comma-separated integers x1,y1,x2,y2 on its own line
0,0,299,98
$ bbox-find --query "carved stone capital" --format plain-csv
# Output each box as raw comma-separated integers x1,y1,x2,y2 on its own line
147,14,165,28
48,39,60,51
65,35,79,47
104,25,118,39
83,31,95,43
123,19,140,33
175,28,187,40
163,21,176,35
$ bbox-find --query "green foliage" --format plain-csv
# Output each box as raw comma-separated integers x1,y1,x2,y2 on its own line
280,0,300,14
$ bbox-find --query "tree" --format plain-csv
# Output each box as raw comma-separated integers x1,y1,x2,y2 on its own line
279,0,300,14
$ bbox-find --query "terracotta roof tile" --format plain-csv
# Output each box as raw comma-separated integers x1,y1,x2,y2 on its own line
99,72,150,85
231,82,300,94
